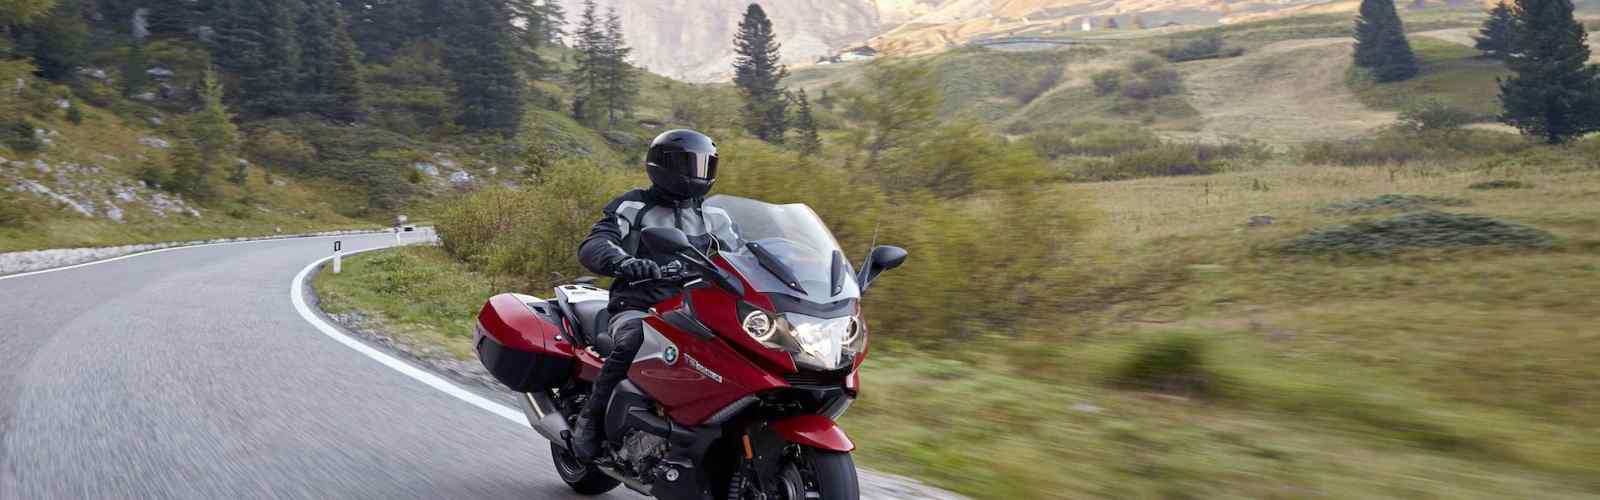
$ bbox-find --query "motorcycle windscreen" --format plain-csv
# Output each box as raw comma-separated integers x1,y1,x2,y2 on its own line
703,196,860,305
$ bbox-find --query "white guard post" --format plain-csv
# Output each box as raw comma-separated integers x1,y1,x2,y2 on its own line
333,240,343,274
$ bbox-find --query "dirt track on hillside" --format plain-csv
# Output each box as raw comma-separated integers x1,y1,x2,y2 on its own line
1179,37,1396,144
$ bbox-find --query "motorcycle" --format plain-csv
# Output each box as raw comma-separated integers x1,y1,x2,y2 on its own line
473,195,907,500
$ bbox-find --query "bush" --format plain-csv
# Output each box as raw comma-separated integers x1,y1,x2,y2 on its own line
1065,141,1267,182
1468,180,1534,190
0,193,33,228
1282,211,1556,255
1299,129,1533,166
1398,99,1474,133
1114,333,1214,395
65,104,83,124
136,164,169,189
1156,32,1246,62
1027,123,1162,158
1322,194,1470,213
1001,66,1064,104
1091,70,1124,95
2,119,41,152
244,129,316,172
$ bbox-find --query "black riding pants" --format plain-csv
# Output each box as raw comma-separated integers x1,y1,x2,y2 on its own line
584,310,646,418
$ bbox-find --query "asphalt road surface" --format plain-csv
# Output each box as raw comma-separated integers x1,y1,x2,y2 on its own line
0,233,952,500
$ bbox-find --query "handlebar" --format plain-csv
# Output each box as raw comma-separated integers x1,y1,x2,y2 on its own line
626,261,698,287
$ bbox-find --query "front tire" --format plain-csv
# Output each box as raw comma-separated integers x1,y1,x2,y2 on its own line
550,442,620,495
805,449,860,500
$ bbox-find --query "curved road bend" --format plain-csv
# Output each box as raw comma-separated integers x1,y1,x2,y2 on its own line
0,233,952,500
0,233,622,499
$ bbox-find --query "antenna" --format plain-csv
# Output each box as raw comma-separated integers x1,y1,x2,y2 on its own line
858,221,881,285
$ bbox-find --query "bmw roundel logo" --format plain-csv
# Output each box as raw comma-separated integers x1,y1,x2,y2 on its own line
663,346,680,365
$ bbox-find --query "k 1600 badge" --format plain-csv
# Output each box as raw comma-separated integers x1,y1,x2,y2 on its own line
685,355,724,383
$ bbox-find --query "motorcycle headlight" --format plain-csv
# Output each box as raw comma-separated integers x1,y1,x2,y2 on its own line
743,310,778,344
785,313,859,371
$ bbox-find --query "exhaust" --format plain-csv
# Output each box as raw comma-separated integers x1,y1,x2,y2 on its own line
521,391,572,447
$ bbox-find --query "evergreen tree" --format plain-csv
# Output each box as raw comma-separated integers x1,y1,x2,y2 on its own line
13,0,88,80
598,7,637,126
145,0,196,37
211,0,304,116
441,0,524,134
187,68,240,169
1498,0,1600,143
504,0,555,79
1353,0,1419,82
790,89,822,156
569,0,604,123
732,3,789,143
167,139,214,201
120,40,149,97
340,0,422,62
1474,2,1517,59
297,0,365,122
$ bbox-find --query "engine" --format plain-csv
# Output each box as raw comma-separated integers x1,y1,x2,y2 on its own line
616,430,669,480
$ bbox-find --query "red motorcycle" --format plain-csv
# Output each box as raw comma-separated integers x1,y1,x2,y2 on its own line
474,195,906,500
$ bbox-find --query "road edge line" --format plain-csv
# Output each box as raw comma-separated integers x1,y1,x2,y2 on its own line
289,245,528,426
0,230,392,281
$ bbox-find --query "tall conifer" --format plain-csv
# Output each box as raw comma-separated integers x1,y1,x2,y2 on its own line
1498,0,1600,143
733,3,789,143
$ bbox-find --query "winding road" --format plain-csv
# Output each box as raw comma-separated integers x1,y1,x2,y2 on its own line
0,233,950,500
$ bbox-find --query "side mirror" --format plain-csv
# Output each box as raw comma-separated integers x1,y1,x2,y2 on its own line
857,245,907,292
641,227,694,255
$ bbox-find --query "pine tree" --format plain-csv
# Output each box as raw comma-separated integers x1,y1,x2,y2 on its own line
13,0,88,81
1498,0,1600,143
120,40,149,97
297,0,365,122
733,3,789,143
1474,2,1516,59
340,0,422,62
441,0,524,134
569,0,604,123
168,139,214,201
187,68,240,169
145,0,195,37
1353,0,1419,82
599,7,637,126
504,0,555,79
790,89,822,156
211,0,303,117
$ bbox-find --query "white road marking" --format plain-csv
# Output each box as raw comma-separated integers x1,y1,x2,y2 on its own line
288,246,529,426
0,231,388,281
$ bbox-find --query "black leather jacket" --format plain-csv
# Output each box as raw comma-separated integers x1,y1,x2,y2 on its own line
578,187,723,312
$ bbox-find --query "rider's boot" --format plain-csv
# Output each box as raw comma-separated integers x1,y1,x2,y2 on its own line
571,408,603,461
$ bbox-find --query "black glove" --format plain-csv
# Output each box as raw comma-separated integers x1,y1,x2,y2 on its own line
617,258,661,283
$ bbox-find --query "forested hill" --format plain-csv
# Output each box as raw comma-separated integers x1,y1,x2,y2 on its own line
3,0,665,235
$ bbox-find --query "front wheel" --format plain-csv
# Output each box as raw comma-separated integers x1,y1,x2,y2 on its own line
804,449,860,500
760,448,857,500
550,442,620,495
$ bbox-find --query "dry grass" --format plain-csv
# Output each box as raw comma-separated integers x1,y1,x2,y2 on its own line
1177,38,1396,145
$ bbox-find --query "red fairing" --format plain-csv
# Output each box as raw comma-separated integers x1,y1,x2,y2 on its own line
630,314,788,425
691,256,797,374
771,415,855,452
478,294,572,358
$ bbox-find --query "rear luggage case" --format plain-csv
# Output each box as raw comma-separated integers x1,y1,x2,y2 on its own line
475,293,575,392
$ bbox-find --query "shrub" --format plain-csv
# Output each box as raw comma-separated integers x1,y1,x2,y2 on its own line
65,104,83,124
1398,99,1475,133
1322,194,1470,213
1156,32,1246,62
1129,55,1164,74
1027,124,1162,158
136,164,169,189
1468,180,1533,190
1066,141,1266,181
1114,333,1214,395
244,129,317,172
1091,70,1124,95
1282,211,1556,255
1299,129,1532,166
2,119,41,152
1001,66,1064,104
0,192,33,228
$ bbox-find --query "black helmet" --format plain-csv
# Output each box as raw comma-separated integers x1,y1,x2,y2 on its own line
646,129,718,200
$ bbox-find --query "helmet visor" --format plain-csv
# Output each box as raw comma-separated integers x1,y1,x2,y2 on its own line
656,151,718,180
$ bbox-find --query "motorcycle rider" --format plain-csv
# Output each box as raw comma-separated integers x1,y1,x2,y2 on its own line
571,129,724,461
